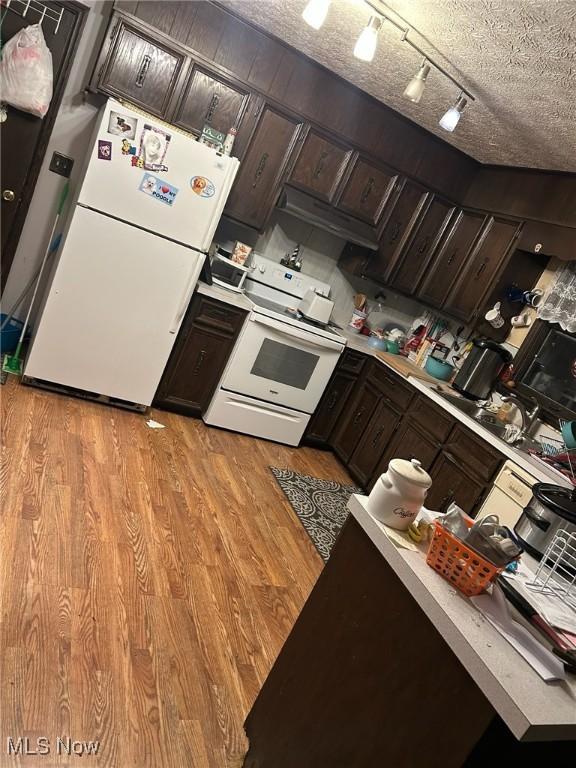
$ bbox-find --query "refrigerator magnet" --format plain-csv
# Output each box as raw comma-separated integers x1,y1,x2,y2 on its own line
107,111,137,140
139,173,178,206
190,176,215,198
139,124,171,172
97,140,112,161
121,139,137,156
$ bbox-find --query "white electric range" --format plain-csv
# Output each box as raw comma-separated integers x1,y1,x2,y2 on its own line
203,254,346,445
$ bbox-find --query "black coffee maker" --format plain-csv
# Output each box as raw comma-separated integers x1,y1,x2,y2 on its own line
453,339,512,400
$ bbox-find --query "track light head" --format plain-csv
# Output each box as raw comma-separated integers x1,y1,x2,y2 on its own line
353,15,383,62
403,61,431,104
302,0,331,30
439,95,467,132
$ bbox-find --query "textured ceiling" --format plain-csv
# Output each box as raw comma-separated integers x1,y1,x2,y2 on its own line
220,0,576,171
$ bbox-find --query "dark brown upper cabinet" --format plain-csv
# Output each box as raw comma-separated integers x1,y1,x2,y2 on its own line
444,216,522,321
172,65,251,138
390,196,456,295
288,129,353,203
364,180,430,284
98,19,186,118
417,209,488,308
224,105,303,230
335,157,398,226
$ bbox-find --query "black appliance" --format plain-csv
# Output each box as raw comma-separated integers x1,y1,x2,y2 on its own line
453,339,512,400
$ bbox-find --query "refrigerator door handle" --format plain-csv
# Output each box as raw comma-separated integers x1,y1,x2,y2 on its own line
169,265,199,334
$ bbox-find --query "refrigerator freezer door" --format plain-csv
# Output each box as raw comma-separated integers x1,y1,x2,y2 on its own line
24,206,204,406
77,99,239,251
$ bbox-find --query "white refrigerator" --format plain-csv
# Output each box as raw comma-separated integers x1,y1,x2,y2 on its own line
24,99,239,408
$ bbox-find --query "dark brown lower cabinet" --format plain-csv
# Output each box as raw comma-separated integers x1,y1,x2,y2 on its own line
368,420,440,491
154,293,247,416
305,369,357,445
426,452,485,515
330,378,381,464
347,398,402,487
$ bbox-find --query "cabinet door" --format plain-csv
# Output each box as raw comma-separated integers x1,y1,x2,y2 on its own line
348,399,401,487
368,420,439,491
225,106,303,230
426,453,485,516
336,157,397,226
173,65,251,138
364,181,429,284
306,370,356,445
330,379,381,463
444,217,521,321
288,129,352,203
154,295,247,416
391,197,456,295
98,19,185,118
417,210,487,308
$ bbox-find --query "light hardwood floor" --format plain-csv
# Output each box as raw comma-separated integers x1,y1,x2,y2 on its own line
0,378,352,767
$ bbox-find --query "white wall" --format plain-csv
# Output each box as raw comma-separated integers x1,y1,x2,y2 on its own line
1,1,111,318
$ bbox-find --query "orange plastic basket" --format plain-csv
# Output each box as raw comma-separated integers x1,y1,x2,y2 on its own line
426,520,502,596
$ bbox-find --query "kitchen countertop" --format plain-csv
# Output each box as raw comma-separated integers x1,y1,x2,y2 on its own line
349,493,576,741
196,280,254,311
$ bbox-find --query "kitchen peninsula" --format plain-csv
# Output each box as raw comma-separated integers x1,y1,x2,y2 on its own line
242,495,576,767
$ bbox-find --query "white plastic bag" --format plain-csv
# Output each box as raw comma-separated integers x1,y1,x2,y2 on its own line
0,24,53,118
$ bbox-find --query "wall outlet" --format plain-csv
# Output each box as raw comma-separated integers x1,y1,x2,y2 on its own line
49,152,74,178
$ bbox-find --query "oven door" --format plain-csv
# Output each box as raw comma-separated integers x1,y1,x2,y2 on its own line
222,313,343,413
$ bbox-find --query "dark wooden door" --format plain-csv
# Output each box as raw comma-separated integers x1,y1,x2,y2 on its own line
364,181,429,283
225,105,302,229
0,1,87,291
305,370,357,445
444,217,521,321
172,64,251,138
426,453,485,515
98,18,186,117
417,210,487,308
391,197,456,294
330,379,381,463
348,398,401,487
368,420,439,491
335,157,397,225
154,294,247,416
288,129,352,203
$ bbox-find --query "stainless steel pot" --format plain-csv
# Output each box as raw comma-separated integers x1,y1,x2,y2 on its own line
514,483,576,560
453,338,512,401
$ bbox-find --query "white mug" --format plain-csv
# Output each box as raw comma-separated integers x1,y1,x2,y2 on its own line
485,302,505,329
511,312,533,328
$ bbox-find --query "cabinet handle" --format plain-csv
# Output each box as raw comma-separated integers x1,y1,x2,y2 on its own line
205,93,220,124
417,235,430,254
327,391,340,411
446,248,458,265
372,426,385,447
389,221,402,244
361,177,375,204
353,406,365,424
135,54,152,88
252,153,269,188
475,260,488,279
313,150,329,180
439,491,455,514
193,350,207,375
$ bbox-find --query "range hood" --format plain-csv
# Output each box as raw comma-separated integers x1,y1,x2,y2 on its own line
276,187,379,250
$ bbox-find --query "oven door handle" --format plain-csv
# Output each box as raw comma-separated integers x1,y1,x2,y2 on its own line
250,313,344,351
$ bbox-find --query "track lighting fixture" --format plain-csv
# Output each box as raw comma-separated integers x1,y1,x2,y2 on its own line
353,15,383,62
403,60,430,104
439,94,467,132
302,0,331,30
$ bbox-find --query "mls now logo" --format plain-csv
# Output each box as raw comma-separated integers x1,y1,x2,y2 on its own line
7,736,100,756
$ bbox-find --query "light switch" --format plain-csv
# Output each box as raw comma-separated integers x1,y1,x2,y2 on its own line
49,152,74,178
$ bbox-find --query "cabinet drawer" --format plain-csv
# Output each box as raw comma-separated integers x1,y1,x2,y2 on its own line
193,296,247,336
338,348,369,375
443,424,503,484
367,363,414,412
408,395,454,443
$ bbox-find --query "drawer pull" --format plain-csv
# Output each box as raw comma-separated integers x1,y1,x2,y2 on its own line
361,176,375,204
313,150,329,180
252,152,269,188
353,407,365,424
417,235,430,254
327,391,340,411
193,350,207,375
205,93,220,123
372,426,385,447
475,260,488,279
446,249,458,265
389,221,402,243
135,54,152,88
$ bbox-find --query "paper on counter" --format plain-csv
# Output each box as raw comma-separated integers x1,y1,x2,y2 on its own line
146,419,166,429
381,524,420,552
471,585,566,682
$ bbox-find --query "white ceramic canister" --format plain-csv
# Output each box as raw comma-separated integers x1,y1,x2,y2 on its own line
367,458,432,531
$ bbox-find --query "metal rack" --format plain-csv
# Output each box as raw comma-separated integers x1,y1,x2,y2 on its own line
527,529,576,611
1,0,63,34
